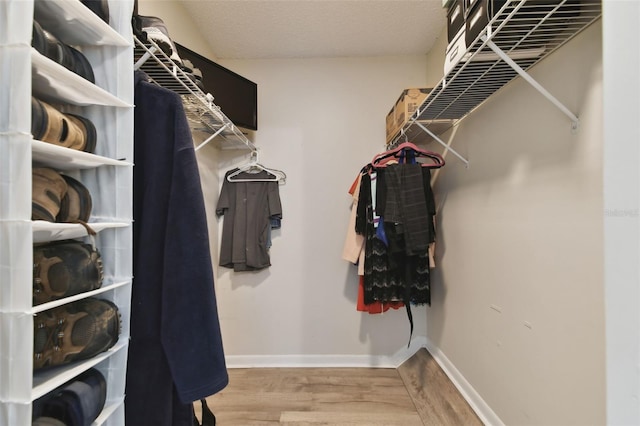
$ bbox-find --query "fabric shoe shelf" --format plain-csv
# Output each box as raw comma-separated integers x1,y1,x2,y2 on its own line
0,0,134,425
133,35,256,152
392,0,602,164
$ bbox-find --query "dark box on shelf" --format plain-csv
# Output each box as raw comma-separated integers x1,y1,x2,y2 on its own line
465,0,507,46
465,0,582,48
447,0,466,42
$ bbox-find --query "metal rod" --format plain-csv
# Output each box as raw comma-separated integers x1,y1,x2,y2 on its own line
413,121,469,166
194,123,229,151
484,38,579,124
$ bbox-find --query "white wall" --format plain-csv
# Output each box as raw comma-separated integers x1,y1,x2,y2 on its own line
207,55,432,364
133,2,626,423
426,21,605,425
603,1,640,424
137,0,217,59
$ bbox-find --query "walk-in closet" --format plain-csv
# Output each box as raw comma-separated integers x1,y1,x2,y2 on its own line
1,0,638,425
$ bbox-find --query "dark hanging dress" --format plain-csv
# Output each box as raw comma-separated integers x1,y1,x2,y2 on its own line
357,165,434,306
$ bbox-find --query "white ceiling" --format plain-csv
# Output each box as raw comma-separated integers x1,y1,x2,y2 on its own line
177,0,447,59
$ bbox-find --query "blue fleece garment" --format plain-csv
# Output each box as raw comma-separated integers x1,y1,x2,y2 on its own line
125,71,228,426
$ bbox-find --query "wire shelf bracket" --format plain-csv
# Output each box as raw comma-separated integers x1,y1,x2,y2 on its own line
483,36,580,129
412,118,469,167
133,36,256,152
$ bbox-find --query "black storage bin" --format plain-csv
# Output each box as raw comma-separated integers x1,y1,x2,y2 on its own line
447,0,466,42
465,0,507,46
466,0,583,48
465,0,482,14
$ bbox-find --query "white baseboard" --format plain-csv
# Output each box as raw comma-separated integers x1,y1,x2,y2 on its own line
224,338,502,426
425,339,504,426
225,336,428,369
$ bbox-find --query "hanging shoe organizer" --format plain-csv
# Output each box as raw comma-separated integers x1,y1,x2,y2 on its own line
390,0,602,166
1,0,135,424
133,36,256,152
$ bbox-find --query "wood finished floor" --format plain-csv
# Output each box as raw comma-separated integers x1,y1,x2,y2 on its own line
195,349,482,425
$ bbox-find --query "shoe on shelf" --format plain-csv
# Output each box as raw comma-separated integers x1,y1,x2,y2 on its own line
34,368,107,426
32,167,69,222
57,174,93,223
33,239,103,306
181,59,206,92
32,167,95,227
31,97,97,153
32,20,95,83
33,298,121,370
139,15,183,66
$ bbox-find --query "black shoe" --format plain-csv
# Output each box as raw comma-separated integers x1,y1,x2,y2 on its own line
182,59,206,92
34,368,107,426
139,15,183,66
32,20,96,83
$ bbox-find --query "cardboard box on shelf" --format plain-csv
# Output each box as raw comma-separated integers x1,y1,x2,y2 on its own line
386,106,399,147
385,88,431,145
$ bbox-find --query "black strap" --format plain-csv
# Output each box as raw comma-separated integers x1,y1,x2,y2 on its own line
404,258,414,348
405,303,413,348
192,399,216,426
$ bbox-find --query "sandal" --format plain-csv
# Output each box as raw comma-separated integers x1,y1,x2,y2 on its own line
32,167,69,222
57,174,93,223
32,97,97,153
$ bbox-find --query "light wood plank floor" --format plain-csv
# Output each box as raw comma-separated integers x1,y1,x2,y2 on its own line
397,348,483,426
195,349,482,425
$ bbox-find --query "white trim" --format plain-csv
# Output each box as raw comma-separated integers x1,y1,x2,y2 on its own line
603,2,640,423
225,336,428,369
425,339,504,426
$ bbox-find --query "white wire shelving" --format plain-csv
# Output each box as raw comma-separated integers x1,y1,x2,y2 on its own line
133,36,256,152
391,0,602,165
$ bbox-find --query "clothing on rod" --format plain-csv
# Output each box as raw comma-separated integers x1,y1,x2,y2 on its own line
216,168,283,271
343,144,441,319
126,71,228,426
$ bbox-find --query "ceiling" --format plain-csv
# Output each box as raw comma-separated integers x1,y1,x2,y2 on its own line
177,0,448,59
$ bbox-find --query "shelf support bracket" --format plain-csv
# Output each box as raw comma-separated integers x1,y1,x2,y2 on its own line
412,120,469,167
194,123,229,152
483,37,579,128
133,45,157,71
